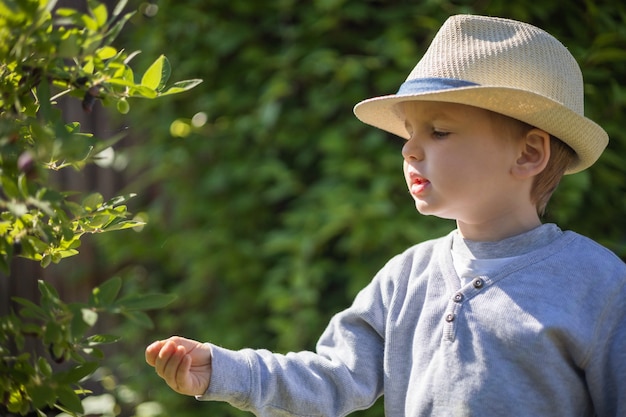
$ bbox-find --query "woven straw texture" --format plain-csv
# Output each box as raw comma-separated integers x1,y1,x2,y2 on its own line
353,15,608,173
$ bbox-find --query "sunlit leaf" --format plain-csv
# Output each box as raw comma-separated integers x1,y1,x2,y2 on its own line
86,334,121,345
88,0,108,28
159,79,204,96
81,308,98,326
112,0,128,19
102,219,145,231
96,45,117,60
82,193,103,211
129,84,158,98
141,55,170,91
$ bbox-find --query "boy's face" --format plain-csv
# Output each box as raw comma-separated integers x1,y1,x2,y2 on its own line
401,101,529,229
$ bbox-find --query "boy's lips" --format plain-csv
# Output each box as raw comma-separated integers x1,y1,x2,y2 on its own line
409,173,430,195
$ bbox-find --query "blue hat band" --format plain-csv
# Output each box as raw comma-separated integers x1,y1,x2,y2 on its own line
396,78,479,95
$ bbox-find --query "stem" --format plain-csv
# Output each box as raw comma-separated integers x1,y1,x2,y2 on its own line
50,89,71,102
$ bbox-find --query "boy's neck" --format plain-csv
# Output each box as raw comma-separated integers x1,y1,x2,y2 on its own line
456,214,542,242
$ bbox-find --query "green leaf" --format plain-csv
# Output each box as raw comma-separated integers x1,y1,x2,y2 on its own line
12,297,48,320
86,334,120,345
6,201,27,217
115,293,177,311
18,173,30,198
23,236,50,253
55,385,84,414
81,308,98,326
141,55,170,91
96,45,117,60
160,79,204,96
28,384,56,409
90,276,122,307
54,361,99,385
38,280,61,300
82,193,103,211
80,13,98,31
44,321,64,345
38,357,53,377
57,31,82,58
44,0,59,14
129,84,158,98
1,175,21,199
70,305,96,338
102,10,135,45
121,310,153,328
102,219,144,231
65,201,86,217
112,0,128,19
40,254,52,268
50,247,79,260
88,0,108,28
105,77,136,88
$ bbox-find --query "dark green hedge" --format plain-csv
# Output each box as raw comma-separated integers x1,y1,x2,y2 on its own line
98,1,626,415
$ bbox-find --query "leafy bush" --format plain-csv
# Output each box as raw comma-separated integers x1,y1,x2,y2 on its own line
0,0,200,415
95,0,626,416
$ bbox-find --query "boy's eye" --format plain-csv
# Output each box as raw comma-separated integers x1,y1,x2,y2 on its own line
432,130,450,139
404,123,414,138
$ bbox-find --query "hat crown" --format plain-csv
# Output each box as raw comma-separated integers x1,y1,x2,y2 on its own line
353,14,609,174
409,15,584,115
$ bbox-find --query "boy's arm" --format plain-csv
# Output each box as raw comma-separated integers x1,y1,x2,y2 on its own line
196,271,390,416
145,336,212,396
145,248,403,416
143,287,386,416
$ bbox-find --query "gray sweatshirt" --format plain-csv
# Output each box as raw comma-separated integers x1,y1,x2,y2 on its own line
199,225,626,416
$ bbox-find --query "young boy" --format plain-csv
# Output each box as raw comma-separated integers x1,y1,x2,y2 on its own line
145,15,626,416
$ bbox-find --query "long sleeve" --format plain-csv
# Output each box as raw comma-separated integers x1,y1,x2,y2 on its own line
197,268,390,416
196,229,626,417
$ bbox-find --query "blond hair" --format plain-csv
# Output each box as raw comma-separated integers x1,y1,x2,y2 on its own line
532,137,576,215
489,111,576,216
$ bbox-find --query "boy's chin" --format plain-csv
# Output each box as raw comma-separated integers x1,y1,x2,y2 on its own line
413,203,455,221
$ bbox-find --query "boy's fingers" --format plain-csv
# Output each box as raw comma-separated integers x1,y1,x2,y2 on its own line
175,352,193,391
157,343,186,384
152,341,174,376
145,340,164,366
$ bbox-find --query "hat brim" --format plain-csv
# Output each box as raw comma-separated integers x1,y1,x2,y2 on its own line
353,85,608,174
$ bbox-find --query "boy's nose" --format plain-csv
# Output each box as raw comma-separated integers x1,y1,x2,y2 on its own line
402,136,424,161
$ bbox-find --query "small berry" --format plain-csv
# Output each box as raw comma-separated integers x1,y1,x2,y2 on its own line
17,151,35,175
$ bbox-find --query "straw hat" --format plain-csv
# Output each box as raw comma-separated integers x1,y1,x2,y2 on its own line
353,14,608,174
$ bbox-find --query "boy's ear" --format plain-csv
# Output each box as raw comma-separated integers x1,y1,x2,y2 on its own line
512,128,551,179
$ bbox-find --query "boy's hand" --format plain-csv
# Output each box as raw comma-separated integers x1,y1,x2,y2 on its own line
145,336,212,396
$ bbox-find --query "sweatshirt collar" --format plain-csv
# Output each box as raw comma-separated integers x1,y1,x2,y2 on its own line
452,223,563,260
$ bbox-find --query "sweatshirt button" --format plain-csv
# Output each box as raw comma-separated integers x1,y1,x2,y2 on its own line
473,278,484,289
453,293,463,302
445,313,455,322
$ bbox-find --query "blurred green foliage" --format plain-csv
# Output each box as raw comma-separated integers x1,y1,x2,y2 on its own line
0,0,200,271
95,0,626,416
0,0,197,415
